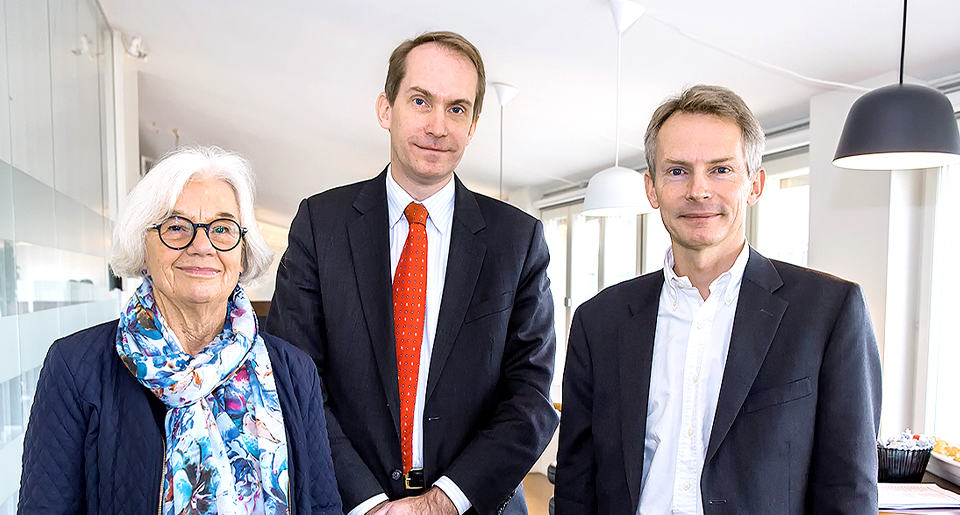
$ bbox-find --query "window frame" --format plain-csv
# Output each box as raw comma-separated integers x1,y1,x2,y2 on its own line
917,159,960,444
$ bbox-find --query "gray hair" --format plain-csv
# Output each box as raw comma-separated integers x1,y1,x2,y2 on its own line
644,84,765,180
110,146,274,285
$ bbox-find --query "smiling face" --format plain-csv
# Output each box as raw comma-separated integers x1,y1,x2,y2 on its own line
645,112,765,259
145,178,244,310
376,42,479,190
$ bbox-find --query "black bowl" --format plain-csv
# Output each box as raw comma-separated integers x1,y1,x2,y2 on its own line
878,445,932,482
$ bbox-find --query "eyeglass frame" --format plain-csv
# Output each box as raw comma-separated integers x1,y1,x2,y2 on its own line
149,215,248,252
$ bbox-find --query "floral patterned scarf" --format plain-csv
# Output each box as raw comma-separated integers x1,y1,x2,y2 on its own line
116,278,290,515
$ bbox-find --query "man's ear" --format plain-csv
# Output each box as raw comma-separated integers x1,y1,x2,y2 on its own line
644,171,660,210
376,92,391,130
747,168,766,206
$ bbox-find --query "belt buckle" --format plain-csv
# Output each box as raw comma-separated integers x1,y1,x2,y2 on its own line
404,468,425,490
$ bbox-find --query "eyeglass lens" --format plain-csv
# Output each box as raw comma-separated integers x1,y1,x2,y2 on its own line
157,217,242,251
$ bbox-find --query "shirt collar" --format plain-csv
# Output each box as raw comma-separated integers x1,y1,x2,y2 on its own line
662,242,751,305
385,164,456,234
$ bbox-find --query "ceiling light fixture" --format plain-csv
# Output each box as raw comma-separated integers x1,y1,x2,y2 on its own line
582,0,650,217
71,34,92,57
490,82,519,200
121,34,148,61
833,0,960,170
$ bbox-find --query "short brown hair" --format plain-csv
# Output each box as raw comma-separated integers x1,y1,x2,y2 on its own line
644,84,765,180
384,31,486,123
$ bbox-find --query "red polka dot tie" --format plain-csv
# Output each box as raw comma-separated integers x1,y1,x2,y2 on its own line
394,202,428,474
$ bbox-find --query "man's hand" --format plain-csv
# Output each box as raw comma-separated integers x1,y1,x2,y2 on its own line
366,501,388,515
373,488,458,515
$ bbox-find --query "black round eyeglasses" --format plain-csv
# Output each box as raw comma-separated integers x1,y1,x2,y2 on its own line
150,216,247,251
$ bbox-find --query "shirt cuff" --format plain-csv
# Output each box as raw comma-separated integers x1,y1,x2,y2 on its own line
434,476,472,515
347,493,389,515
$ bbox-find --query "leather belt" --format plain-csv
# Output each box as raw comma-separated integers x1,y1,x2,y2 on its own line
404,468,425,490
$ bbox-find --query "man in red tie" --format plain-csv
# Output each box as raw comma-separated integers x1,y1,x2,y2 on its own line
266,31,558,515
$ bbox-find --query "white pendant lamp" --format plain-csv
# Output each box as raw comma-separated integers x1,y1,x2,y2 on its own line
833,0,960,170
582,0,649,217
490,82,519,200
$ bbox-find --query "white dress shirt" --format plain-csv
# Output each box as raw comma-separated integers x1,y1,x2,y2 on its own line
349,168,471,515
637,244,749,515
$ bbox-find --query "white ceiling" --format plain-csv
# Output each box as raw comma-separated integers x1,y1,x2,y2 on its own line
99,0,960,227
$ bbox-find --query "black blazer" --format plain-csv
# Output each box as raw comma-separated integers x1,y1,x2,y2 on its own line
266,169,558,514
19,321,342,514
555,249,881,514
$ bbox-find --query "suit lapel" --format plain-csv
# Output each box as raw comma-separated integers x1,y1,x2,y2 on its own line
426,178,486,402
347,167,401,437
705,249,787,465
619,272,663,513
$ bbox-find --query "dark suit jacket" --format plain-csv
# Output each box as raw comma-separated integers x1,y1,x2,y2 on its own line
555,248,881,514
266,168,558,514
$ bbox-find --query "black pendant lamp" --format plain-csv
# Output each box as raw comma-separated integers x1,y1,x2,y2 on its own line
833,0,960,170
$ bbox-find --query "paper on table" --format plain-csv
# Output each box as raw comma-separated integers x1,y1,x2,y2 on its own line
879,483,960,510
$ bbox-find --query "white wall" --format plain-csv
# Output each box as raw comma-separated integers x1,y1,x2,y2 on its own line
808,89,891,354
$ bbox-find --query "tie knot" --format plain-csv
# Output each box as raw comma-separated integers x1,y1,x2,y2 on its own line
404,202,428,226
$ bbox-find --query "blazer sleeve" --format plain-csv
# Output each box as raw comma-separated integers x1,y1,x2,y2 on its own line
806,283,881,514
302,354,345,514
19,341,88,514
554,309,597,514
265,199,384,511
442,220,560,514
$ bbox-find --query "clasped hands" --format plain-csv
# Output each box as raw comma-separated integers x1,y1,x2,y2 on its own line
367,487,458,515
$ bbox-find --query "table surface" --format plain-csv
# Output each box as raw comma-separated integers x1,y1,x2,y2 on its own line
920,471,960,494
878,472,960,515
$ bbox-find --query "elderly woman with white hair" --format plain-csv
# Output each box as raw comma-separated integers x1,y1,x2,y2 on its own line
18,147,342,514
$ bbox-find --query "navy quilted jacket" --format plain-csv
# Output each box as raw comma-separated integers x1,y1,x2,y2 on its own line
18,320,343,514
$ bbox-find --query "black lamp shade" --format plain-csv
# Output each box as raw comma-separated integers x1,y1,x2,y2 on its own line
833,83,960,170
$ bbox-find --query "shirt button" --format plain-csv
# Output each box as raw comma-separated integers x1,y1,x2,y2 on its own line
687,428,694,437
692,375,699,384
695,321,704,329
683,482,691,491
391,469,402,481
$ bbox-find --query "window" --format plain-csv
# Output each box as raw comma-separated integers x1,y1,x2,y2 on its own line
643,210,671,274
925,161,960,444
749,151,810,266
541,205,570,399
541,202,668,400
542,203,598,401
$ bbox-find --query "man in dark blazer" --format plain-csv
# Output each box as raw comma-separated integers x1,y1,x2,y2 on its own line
266,31,557,515
555,85,881,514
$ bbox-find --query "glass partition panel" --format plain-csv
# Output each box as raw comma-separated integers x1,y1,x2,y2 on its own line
0,0,118,503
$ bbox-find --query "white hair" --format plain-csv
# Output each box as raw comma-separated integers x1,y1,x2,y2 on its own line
110,146,274,286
